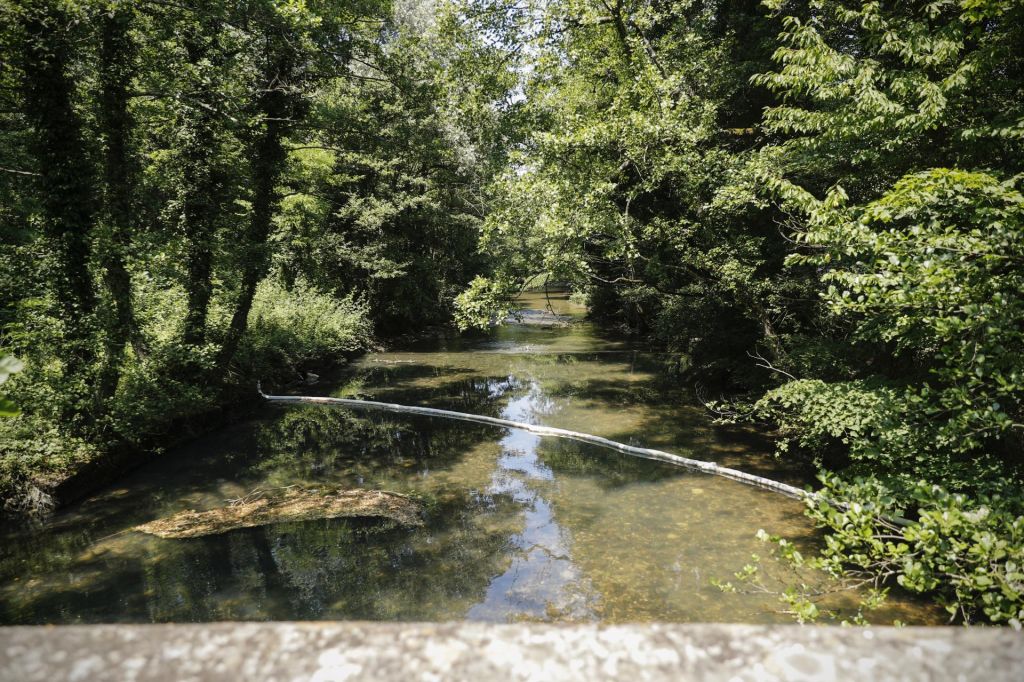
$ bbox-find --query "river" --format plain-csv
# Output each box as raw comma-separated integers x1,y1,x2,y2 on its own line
0,292,940,624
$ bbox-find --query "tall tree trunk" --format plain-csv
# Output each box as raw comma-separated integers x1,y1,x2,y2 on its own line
179,134,216,347
218,54,294,371
94,4,138,407
21,1,98,378
179,26,219,348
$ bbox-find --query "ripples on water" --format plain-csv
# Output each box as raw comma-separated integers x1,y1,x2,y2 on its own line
0,292,942,624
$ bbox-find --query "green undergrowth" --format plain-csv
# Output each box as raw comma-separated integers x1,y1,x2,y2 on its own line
0,279,372,513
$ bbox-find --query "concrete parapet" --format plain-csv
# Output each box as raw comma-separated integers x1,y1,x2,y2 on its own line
2,621,1022,681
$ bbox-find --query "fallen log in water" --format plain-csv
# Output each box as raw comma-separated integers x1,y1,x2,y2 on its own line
135,487,424,539
257,386,813,502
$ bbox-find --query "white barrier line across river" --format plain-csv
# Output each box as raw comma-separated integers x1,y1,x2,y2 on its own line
258,388,813,502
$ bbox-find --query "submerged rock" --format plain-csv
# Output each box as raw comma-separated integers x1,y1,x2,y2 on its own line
134,487,424,539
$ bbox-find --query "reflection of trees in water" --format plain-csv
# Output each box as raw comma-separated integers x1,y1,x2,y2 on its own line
505,352,683,401
1,356,700,624
0,543,133,624
252,407,419,480
126,378,530,622
349,362,524,416
0,376,524,624
134,491,520,622
536,439,686,488
0,519,158,624
250,370,521,483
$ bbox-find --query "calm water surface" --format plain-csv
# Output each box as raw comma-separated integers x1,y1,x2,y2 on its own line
0,293,941,624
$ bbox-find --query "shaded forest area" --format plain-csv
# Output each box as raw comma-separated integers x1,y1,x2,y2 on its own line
2,0,1024,625
0,0,510,503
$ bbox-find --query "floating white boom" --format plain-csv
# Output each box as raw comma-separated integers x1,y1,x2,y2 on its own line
258,386,813,502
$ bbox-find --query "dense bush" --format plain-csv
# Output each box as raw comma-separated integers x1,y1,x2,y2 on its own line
808,475,1024,627
1,278,372,506
734,475,1024,628
233,279,371,382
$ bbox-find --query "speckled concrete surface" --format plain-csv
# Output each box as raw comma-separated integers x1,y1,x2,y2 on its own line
1,622,1021,681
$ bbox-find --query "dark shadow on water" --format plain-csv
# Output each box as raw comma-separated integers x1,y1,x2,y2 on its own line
0,486,525,624
535,439,687,488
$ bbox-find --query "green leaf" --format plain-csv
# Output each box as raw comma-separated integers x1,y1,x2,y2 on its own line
0,397,19,417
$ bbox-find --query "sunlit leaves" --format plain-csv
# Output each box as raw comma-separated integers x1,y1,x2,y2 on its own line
806,475,1024,627
0,355,23,417
456,0,785,338
788,170,1024,457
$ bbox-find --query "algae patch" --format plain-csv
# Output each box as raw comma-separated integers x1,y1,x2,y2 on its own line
134,487,424,538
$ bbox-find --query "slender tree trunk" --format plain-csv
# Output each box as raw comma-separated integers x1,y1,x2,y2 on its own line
216,120,285,369
21,1,98,378
94,5,138,407
218,55,294,371
179,141,216,348
179,27,219,348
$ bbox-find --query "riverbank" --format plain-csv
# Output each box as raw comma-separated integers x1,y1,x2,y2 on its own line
0,391,265,521
1,282,374,523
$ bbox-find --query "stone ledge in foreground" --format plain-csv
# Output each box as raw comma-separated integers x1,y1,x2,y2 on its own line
2,622,1022,681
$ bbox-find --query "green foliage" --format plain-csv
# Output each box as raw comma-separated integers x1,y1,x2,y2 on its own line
0,356,22,417
720,473,1024,628
752,0,1024,203
0,417,99,506
0,0,506,512
264,1,513,333
453,276,518,331
105,340,222,445
756,170,1024,487
698,0,1024,627
454,0,800,368
794,170,1024,456
236,279,371,378
803,475,1024,628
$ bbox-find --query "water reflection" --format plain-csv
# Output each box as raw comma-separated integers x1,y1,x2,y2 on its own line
0,292,943,625
466,384,599,621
